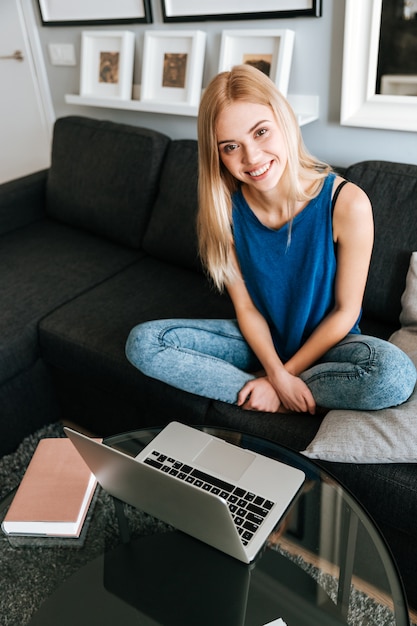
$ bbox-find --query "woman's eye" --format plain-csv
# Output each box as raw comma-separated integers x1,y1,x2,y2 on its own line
256,128,267,137
224,144,238,153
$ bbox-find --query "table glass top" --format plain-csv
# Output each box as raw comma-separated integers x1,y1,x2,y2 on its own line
1,424,409,626
102,425,410,626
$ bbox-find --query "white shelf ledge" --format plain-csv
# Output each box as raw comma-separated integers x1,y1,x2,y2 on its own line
65,88,319,126
65,94,198,117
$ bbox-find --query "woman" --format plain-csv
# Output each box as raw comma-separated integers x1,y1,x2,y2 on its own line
126,64,416,414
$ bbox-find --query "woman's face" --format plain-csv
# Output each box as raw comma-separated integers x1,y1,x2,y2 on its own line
216,100,288,193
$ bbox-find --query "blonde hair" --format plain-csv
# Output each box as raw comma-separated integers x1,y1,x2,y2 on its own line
197,64,330,291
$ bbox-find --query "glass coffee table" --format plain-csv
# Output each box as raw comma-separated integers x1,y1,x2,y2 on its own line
17,426,411,625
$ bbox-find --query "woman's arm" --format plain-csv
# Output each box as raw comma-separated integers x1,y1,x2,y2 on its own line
226,247,316,413
285,179,374,377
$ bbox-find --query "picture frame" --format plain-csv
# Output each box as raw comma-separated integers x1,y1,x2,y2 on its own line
80,31,135,100
340,0,417,132
218,29,295,97
140,30,206,107
161,0,321,22
37,0,152,26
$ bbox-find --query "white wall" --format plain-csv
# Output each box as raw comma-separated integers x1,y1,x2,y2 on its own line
32,0,417,167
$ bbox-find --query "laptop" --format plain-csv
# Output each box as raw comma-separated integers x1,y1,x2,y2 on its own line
64,421,305,564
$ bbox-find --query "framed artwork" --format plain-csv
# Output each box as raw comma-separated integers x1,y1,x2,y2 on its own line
341,0,417,132
161,0,321,22
37,0,152,26
141,30,206,106
218,29,295,96
80,31,135,100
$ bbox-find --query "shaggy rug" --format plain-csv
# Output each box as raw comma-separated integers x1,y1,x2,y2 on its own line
0,422,170,626
0,423,413,626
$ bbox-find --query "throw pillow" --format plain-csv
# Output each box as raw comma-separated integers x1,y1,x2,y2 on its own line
302,252,417,463
392,250,417,335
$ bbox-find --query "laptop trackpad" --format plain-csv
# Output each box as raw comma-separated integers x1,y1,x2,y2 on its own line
195,440,255,482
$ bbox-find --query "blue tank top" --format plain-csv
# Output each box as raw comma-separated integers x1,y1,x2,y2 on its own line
232,173,361,362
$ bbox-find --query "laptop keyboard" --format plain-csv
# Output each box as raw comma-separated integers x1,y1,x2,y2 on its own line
144,450,275,545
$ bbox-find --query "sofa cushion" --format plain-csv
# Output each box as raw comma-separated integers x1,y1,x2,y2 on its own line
302,351,417,463
39,256,234,411
207,400,322,452
46,116,170,249
302,252,417,463
142,140,201,272
0,219,140,384
39,257,235,433
345,160,417,330
398,250,417,329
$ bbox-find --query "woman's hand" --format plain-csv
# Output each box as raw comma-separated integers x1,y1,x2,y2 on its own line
237,371,316,414
237,377,281,413
270,369,316,414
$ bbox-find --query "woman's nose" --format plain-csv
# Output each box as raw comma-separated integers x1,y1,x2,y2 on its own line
242,142,260,164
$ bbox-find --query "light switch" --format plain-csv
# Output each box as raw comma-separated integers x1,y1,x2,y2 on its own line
48,43,76,66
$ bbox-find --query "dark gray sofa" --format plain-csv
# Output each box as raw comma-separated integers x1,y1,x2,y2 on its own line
1,115,416,608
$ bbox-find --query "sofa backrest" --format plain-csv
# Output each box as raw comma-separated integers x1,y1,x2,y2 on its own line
46,116,170,249
345,160,417,330
142,139,202,272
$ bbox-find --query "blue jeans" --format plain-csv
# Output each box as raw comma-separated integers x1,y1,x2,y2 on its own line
125,319,416,411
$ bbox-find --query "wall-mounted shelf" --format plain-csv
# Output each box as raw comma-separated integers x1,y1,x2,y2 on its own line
65,87,319,126
65,93,199,117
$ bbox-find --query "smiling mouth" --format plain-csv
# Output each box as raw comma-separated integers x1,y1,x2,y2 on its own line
248,162,271,177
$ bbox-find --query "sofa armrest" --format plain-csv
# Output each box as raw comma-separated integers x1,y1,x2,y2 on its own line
0,169,48,236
